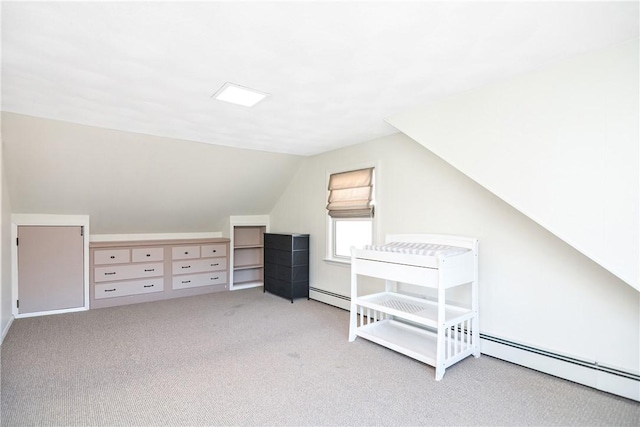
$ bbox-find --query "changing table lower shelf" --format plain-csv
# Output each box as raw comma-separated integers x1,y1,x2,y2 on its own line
355,317,477,380
356,319,438,366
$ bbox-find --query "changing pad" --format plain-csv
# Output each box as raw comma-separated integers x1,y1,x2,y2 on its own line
362,242,469,257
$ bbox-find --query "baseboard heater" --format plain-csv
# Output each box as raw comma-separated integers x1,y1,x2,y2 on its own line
309,287,639,401
481,334,639,382
309,287,350,302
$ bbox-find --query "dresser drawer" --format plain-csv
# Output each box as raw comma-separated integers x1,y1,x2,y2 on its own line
264,277,291,297
264,234,291,251
265,249,308,267
201,244,227,258
172,271,227,290
94,262,164,283
276,264,309,282
94,249,130,265
95,278,163,299
132,247,164,263
172,246,201,260
172,258,226,275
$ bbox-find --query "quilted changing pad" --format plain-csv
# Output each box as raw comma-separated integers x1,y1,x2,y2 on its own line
362,242,469,257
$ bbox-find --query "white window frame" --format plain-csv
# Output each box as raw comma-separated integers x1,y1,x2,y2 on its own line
325,162,380,265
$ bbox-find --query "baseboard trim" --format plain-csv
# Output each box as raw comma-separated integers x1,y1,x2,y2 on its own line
309,286,639,402
14,306,89,319
1,315,14,345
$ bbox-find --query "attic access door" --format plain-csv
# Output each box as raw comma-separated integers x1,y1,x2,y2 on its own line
17,226,85,315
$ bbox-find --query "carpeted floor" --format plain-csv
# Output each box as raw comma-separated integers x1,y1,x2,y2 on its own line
1,287,638,426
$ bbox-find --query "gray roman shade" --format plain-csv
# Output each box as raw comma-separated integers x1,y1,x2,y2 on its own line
326,167,374,218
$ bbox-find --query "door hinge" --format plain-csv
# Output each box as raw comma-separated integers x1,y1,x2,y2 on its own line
16,300,19,309
16,237,18,246
80,226,84,237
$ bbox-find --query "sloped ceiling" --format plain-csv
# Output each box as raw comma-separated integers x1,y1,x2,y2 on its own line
2,1,638,156
387,40,639,290
2,113,302,234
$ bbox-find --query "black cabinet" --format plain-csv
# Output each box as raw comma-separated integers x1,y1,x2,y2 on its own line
264,233,309,302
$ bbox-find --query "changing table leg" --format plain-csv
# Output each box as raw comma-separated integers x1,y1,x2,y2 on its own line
435,264,446,380
348,260,358,342
471,248,481,358
348,309,357,341
472,315,481,358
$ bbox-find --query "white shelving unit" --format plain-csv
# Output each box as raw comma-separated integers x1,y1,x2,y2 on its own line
228,215,269,291
349,234,479,381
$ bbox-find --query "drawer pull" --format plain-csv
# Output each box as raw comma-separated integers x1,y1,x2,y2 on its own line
182,265,191,269
184,251,189,255
181,280,191,284
143,284,154,288
104,288,116,292
211,263,219,267
212,249,217,253
146,254,151,257
110,255,115,259
144,268,155,272
212,277,219,280
104,272,116,276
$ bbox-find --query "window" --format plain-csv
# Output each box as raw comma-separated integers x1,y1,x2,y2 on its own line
333,219,372,258
326,167,375,261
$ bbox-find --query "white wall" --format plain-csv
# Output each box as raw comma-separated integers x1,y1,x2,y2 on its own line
387,40,639,290
269,132,639,376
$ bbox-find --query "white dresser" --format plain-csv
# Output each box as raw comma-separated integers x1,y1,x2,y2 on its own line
90,238,229,309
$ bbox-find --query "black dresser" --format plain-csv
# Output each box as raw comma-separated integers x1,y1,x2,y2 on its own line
264,233,309,302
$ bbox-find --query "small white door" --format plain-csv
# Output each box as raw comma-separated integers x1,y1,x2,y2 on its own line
17,226,84,314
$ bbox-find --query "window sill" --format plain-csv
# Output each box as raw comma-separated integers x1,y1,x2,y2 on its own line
323,257,351,267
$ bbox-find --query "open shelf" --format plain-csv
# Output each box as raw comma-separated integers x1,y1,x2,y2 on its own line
231,223,267,290
234,244,264,249
234,264,263,271
233,265,262,286
356,319,438,366
357,291,472,328
233,247,263,268
233,280,263,289
234,226,264,247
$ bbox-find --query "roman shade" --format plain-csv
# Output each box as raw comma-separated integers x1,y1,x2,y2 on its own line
326,167,374,218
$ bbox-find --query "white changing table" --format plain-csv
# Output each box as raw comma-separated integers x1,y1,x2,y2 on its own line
349,234,479,380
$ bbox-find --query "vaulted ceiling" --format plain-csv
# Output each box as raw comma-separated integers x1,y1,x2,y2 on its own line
2,1,638,156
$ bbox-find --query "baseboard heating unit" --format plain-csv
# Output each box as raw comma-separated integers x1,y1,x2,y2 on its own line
481,333,639,402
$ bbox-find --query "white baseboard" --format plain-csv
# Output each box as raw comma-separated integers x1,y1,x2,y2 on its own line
1,315,14,345
14,306,88,319
309,287,350,311
481,335,639,402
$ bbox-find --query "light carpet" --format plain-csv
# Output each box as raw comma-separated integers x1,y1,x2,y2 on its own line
1,287,638,426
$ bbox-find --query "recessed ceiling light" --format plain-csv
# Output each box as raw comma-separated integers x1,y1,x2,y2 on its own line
212,82,269,107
